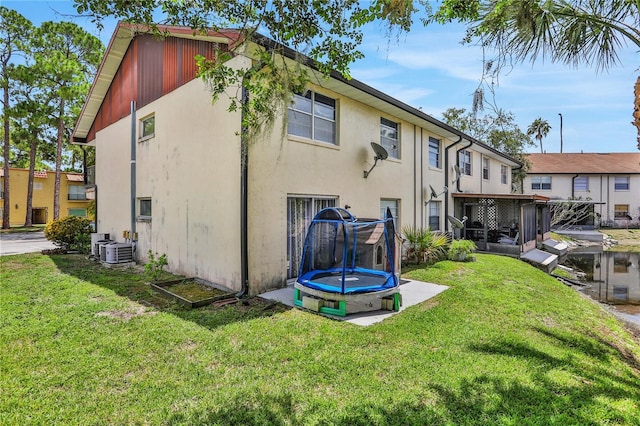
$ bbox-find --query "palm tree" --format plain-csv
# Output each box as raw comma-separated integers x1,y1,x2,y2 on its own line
446,0,640,150
527,118,551,153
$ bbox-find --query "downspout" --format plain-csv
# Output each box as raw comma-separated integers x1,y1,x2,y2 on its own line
443,136,463,231
455,140,473,193
414,125,417,228
571,174,579,198
130,101,137,258
237,86,249,298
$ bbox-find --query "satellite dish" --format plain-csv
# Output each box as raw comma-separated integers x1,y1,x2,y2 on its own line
428,185,449,200
429,185,438,199
371,142,388,160
363,142,389,178
453,164,461,184
447,215,468,229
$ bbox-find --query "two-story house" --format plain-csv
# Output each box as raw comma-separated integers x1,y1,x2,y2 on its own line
0,168,90,226
71,23,521,295
523,153,640,227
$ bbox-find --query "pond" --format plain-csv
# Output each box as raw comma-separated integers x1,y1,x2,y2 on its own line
562,249,640,326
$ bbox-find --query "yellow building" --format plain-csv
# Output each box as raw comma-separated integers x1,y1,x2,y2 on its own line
0,168,90,226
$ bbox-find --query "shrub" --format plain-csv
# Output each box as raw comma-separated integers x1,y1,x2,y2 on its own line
402,226,450,265
448,239,477,262
145,251,168,281
44,216,93,250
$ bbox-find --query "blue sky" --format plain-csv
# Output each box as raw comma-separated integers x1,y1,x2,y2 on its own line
5,0,639,153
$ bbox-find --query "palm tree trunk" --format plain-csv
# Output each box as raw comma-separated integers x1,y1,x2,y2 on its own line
53,98,64,220
2,82,10,229
634,75,640,151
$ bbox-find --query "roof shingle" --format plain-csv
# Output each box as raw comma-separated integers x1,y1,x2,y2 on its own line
526,153,640,174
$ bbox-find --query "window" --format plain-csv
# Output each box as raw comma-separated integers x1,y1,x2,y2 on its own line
482,157,490,180
288,91,336,144
501,165,508,185
531,176,552,190
34,182,43,190
140,114,155,140
459,150,471,175
573,176,589,192
614,176,629,191
68,208,87,217
380,199,399,229
68,185,86,200
428,137,440,168
428,201,441,231
139,198,152,219
380,117,399,158
614,204,630,219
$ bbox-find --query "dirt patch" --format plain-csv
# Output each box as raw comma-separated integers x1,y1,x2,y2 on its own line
95,305,156,321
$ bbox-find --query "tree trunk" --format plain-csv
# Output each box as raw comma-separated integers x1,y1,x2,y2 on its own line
634,75,640,151
24,135,38,227
53,98,64,220
2,81,10,229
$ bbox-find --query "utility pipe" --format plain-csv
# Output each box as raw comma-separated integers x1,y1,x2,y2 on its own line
130,101,137,257
237,86,249,298
443,136,463,231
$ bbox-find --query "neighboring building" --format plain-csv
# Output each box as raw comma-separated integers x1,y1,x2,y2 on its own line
523,153,640,227
0,168,90,226
71,23,521,295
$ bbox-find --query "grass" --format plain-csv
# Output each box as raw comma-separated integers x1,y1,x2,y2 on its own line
600,229,640,253
0,224,46,234
2,253,640,425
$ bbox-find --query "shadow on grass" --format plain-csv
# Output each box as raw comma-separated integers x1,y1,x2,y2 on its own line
164,373,638,425
49,254,292,331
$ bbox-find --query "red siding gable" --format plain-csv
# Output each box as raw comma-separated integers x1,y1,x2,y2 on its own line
87,34,225,141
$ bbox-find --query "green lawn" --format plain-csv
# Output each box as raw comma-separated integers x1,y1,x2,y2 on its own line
2,253,639,425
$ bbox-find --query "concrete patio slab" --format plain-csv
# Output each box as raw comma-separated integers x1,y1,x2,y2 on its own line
259,279,449,326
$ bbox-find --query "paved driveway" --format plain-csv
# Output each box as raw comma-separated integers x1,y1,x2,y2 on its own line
0,232,56,256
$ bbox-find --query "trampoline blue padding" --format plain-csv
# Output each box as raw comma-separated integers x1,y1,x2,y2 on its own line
298,267,397,294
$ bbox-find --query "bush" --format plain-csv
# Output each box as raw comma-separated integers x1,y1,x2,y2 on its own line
145,251,168,281
44,216,93,251
448,239,477,262
402,226,450,265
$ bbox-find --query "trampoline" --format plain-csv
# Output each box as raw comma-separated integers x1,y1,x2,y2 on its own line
294,207,401,316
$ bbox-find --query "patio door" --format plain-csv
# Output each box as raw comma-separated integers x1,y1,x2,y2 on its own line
287,196,336,279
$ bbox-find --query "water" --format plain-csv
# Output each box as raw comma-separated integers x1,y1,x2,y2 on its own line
562,250,640,327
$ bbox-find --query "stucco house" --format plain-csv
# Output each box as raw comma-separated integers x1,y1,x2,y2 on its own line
72,23,522,295
523,153,640,228
0,168,90,226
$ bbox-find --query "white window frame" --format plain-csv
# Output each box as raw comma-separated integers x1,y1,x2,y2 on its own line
380,117,399,159
501,165,508,185
459,150,472,176
614,204,630,219
380,199,400,229
139,114,155,141
531,176,552,190
573,176,589,192
428,201,441,231
614,176,629,191
428,137,440,168
68,184,86,200
482,157,490,180
287,91,337,145
138,198,152,220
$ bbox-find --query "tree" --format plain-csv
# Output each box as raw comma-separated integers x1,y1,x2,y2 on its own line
429,0,640,149
0,7,33,229
72,0,416,141
31,21,103,220
526,117,551,154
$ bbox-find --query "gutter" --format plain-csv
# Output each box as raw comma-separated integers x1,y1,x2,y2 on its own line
237,86,249,298
444,136,463,231
455,140,473,193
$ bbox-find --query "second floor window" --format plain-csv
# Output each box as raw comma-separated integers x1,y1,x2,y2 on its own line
501,165,508,184
288,91,336,144
140,114,155,140
459,150,472,175
429,137,440,168
574,176,589,192
68,185,86,200
380,118,399,158
531,176,552,190
614,176,629,191
482,157,490,180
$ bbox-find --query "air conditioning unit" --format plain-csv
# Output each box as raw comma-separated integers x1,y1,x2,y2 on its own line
105,243,134,264
91,233,111,256
98,241,112,262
